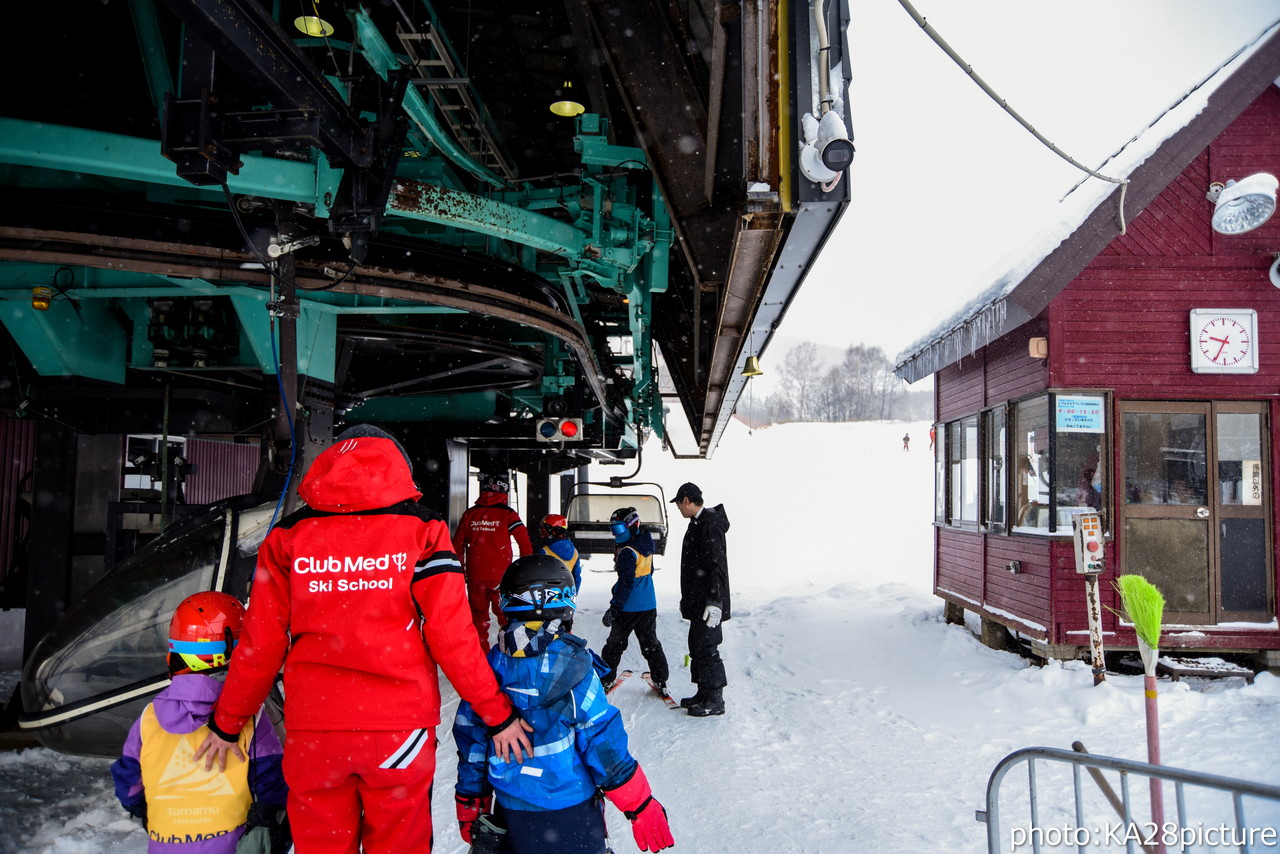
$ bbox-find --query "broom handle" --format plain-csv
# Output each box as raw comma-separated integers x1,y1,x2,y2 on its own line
1145,674,1166,854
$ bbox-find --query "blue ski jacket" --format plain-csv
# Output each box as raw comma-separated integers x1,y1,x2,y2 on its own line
611,529,657,613
454,622,637,812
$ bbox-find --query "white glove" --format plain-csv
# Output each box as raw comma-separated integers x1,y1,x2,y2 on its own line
702,604,722,629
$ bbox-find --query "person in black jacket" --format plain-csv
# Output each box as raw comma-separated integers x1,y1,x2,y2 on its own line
671,482,730,717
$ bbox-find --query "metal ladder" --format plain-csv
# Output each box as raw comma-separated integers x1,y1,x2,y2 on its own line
976,746,1280,853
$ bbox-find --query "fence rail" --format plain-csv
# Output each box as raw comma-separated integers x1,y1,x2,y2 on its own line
976,746,1280,854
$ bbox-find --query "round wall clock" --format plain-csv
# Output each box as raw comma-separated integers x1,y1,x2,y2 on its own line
1189,308,1258,374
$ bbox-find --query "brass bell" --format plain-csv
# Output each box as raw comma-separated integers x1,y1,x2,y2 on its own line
741,355,763,377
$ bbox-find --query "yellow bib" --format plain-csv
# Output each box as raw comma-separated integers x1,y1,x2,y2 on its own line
620,547,653,578
139,705,254,844
542,544,579,575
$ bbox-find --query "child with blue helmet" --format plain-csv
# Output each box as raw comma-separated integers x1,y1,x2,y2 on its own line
453,554,674,854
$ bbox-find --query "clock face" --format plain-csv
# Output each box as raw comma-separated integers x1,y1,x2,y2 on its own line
1190,309,1258,374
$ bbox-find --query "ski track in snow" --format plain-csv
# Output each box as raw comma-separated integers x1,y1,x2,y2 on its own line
6,420,1280,853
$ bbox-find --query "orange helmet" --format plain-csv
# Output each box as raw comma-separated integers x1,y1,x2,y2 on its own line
540,514,569,541
168,591,246,675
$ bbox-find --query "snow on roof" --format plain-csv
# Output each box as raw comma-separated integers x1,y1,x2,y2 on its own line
894,20,1280,384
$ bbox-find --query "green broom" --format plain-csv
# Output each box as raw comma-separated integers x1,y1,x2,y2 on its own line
1116,574,1166,851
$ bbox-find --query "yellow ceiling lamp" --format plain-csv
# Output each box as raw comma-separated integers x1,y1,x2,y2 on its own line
294,1,335,38
549,81,585,117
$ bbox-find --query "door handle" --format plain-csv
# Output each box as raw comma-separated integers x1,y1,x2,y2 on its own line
1196,507,1210,519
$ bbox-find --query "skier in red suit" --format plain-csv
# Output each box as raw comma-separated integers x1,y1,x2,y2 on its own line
195,425,532,854
454,472,533,645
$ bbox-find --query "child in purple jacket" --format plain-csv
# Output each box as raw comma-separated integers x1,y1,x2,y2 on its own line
111,592,287,853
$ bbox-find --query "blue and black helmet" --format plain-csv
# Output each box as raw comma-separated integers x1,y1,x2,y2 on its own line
609,507,641,543
499,554,577,621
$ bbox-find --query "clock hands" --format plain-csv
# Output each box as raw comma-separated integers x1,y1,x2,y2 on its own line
1207,334,1230,362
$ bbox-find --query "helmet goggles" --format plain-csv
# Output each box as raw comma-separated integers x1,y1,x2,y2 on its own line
168,636,237,672
500,581,577,617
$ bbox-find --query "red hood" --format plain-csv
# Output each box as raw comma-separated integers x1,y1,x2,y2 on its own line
299,436,421,512
475,490,510,506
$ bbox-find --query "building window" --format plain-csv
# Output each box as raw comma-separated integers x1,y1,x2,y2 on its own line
947,416,979,525
934,424,946,524
984,407,1007,533
938,392,1108,535
1011,397,1050,531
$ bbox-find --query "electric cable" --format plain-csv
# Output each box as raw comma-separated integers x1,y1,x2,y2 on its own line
894,0,1130,234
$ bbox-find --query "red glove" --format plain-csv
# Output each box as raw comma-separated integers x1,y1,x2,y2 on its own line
603,765,674,852
455,793,492,844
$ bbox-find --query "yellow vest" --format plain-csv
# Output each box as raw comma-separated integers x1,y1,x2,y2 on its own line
542,543,579,575
620,547,653,577
139,705,254,844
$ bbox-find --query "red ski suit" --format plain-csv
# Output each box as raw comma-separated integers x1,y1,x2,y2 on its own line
453,491,532,644
212,435,517,854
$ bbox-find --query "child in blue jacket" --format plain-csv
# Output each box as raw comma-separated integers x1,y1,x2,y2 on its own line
453,554,674,854
111,592,287,854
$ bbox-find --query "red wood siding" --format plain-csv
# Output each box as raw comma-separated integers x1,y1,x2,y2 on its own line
983,536,1051,638
937,357,985,422
936,527,982,602
1050,259,1280,394
985,320,1048,403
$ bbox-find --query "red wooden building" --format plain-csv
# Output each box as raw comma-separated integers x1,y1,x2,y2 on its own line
894,27,1280,670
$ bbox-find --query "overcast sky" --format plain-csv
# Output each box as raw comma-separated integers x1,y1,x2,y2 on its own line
773,0,1280,377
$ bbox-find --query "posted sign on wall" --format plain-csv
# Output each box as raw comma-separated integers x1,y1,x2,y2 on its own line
1056,396,1105,433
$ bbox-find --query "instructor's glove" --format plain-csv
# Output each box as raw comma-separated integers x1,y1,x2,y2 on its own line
603,765,674,852
602,607,618,628
702,604,722,629
455,793,492,844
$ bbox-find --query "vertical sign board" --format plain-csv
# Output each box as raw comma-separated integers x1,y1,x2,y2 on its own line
1055,396,1105,433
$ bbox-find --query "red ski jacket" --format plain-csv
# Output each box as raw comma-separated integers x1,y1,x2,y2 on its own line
213,436,516,735
453,492,533,588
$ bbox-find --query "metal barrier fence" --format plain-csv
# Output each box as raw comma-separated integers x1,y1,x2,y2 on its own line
976,745,1280,854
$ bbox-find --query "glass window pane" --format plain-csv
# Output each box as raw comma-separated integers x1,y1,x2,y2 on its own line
1055,432,1103,514
934,426,946,523
1122,412,1207,505
1216,413,1263,506
985,409,1006,531
1013,397,1050,531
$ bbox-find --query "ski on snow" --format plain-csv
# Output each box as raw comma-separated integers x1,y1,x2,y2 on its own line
605,670,634,696
640,672,680,709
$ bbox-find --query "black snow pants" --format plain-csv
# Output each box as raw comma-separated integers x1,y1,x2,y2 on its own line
601,609,669,684
687,620,726,691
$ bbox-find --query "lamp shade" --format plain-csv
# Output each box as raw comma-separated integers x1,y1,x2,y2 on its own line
549,81,585,117
1211,172,1278,235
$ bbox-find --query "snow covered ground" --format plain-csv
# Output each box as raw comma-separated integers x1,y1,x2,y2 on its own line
4,418,1280,854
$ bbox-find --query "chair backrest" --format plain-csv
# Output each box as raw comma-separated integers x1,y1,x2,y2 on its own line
564,491,667,556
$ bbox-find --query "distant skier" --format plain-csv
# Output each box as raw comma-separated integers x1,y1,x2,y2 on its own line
455,472,534,645
903,433,910,451
600,507,670,693
454,554,675,854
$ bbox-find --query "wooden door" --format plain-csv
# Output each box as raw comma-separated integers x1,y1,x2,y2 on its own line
1119,402,1272,624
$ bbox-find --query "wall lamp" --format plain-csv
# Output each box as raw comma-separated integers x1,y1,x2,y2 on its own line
1206,172,1277,235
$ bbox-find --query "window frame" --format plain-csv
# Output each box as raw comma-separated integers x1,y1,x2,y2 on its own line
936,390,1111,537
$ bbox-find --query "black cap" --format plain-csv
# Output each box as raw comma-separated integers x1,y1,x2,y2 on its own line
671,482,702,504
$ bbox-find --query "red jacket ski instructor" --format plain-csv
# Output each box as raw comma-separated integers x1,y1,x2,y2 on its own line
196,425,532,854
453,472,533,645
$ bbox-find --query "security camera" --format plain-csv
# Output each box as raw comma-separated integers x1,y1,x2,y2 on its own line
799,111,854,184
